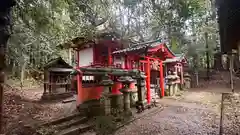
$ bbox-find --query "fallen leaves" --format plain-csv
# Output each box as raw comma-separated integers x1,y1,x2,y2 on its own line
2,84,65,134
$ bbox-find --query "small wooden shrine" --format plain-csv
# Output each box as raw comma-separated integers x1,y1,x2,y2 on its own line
42,57,73,100
163,54,187,84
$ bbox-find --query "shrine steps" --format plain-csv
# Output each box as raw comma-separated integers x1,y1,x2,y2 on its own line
53,115,94,135
41,92,74,100
57,123,94,135
38,113,94,135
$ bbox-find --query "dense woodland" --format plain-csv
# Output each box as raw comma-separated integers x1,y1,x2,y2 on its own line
8,0,219,82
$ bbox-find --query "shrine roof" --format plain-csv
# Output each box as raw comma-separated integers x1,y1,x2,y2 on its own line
112,39,176,58
163,53,186,63
44,57,72,69
113,39,164,53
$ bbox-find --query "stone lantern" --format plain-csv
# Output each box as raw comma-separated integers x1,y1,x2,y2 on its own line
165,73,175,96
183,73,191,89
118,76,134,114
134,71,147,112
129,81,138,107
109,82,123,116
99,75,114,115
128,70,140,107
166,71,180,96
172,72,180,95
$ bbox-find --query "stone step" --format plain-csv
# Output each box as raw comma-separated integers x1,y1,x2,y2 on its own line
56,123,95,135
43,113,81,126
57,117,88,129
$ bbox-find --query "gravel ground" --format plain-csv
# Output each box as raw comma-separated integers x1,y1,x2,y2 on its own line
114,91,221,135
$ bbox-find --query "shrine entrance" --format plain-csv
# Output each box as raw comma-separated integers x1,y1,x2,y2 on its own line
139,56,165,104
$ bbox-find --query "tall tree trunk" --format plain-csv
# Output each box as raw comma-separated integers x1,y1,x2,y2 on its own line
205,14,210,80
20,60,27,89
0,1,15,133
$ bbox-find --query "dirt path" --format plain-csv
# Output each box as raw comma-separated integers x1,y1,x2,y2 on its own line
115,91,222,135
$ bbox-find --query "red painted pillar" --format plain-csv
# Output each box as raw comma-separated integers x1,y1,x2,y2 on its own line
77,69,82,105
76,51,83,105
159,61,165,97
125,55,129,69
108,47,112,66
146,58,151,104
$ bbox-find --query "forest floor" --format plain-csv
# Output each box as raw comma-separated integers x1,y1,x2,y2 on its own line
3,79,76,135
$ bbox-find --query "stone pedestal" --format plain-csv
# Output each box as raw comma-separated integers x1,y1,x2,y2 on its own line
100,87,111,116
166,74,174,96
118,76,135,115
99,75,114,116
121,88,131,112
183,73,191,89
109,93,123,116
166,72,180,96
165,83,170,96
130,89,138,107
172,83,178,95
129,82,138,107
135,72,147,112
109,82,123,116
168,82,174,96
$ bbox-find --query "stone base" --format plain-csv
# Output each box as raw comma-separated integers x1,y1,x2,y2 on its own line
122,91,131,112
77,99,101,117
136,100,148,113
109,93,123,116
130,91,138,107
165,89,170,96
168,84,180,96
41,92,73,100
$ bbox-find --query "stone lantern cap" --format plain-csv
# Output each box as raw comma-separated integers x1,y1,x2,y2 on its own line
117,76,134,83
133,71,146,79
99,75,114,86
139,72,147,79
166,74,175,80
184,73,191,78
120,87,132,93
172,72,180,79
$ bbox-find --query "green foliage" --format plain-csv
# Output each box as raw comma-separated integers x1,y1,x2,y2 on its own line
8,0,107,79
8,0,218,80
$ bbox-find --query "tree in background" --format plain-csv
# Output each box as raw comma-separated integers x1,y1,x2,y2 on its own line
5,0,219,84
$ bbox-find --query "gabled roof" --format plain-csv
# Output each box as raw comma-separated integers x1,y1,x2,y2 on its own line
147,43,175,58
112,39,176,58
44,57,72,69
163,53,187,63
112,39,162,54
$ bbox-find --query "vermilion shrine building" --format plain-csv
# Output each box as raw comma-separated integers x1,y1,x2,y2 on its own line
60,33,186,105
